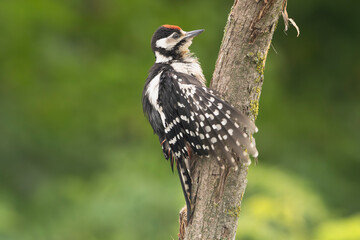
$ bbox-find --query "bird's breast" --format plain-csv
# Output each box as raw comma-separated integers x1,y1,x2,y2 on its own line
170,61,206,86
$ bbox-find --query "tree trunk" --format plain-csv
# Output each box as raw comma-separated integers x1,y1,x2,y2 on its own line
181,0,286,239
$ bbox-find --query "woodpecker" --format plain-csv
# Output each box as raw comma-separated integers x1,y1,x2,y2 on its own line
142,25,258,220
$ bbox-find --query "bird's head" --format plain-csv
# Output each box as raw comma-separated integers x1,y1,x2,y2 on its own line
151,25,204,63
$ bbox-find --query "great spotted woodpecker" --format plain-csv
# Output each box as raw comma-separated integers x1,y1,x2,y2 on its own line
142,25,258,220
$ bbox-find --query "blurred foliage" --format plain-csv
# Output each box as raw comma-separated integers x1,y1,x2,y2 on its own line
237,167,327,240
0,0,359,239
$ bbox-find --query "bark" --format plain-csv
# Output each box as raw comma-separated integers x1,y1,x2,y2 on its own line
180,0,286,239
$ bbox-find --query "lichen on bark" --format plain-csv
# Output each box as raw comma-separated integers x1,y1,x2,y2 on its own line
180,0,287,239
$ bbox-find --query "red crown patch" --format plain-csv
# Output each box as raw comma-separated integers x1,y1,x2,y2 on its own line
162,25,182,30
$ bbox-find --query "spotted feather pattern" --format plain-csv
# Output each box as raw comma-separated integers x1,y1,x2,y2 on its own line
158,71,258,169
144,67,259,222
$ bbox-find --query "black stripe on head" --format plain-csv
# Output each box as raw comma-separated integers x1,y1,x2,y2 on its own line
155,39,188,60
151,26,181,52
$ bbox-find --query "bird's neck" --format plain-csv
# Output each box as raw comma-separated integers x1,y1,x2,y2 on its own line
155,50,195,64
155,52,173,63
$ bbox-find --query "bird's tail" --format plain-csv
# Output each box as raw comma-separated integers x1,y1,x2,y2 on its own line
176,158,192,223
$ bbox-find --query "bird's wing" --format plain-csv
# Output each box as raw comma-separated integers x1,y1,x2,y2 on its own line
158,70,258,169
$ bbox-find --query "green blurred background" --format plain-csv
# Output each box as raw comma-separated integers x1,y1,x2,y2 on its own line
0,0,359,239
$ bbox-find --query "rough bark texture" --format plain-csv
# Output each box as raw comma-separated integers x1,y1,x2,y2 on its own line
181,0,285,239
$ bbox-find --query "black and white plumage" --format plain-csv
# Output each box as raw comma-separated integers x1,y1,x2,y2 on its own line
142,25,258,221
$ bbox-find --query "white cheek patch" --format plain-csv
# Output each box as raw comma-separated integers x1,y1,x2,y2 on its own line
156,37,178,50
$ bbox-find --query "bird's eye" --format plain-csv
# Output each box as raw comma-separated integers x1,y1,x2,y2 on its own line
172,33,180,39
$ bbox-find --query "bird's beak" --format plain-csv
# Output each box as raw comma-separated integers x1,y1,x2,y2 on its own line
184,29,204,39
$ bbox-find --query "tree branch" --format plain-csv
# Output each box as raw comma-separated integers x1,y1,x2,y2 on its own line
180,0,286,239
